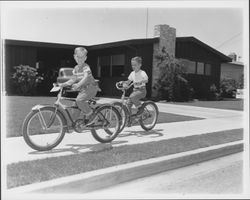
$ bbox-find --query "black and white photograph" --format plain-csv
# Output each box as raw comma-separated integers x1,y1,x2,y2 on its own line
1,0,249,199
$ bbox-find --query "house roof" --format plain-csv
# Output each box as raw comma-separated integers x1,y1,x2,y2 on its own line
88,38,159,50
4,36,231,62
4,39,83,49
176,37,232,62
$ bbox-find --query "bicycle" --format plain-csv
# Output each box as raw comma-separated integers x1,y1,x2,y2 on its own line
22,83,121,151
113,81,159,133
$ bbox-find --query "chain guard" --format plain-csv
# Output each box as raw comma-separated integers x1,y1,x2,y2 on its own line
73,119,86,133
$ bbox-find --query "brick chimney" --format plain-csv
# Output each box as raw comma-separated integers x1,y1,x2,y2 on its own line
151,24,176,97
228,53,237,62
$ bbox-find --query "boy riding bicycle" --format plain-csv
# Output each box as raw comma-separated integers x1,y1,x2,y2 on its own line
60,47,99,124
123,56,148,116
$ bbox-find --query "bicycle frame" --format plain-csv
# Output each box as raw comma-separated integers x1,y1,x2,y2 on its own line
53,87,80,125
115,81,147,126
116,81,133,110
31,86,97,130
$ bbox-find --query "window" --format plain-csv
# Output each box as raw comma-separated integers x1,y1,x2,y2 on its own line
99,56,110,77
197,62,205,75
112,54,125,77
179,59,196,74
205,63,212,76
184,60,196,74
98,54,125,78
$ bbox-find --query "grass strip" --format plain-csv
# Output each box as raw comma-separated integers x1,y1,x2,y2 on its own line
7,128,243,189
171,99,243,111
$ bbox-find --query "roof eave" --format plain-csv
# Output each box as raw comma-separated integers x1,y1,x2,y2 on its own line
88,38,159,51
176,37,232,62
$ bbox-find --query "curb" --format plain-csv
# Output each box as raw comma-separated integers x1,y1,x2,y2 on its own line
7,140,243,194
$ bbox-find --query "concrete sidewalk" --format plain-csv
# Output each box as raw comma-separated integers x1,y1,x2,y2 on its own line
3,99,244,165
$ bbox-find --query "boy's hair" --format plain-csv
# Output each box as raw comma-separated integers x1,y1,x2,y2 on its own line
74,47,88,56
131,56,142,64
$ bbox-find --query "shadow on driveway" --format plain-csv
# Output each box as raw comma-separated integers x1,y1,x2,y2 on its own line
28,140,128,155
28,129,164,155
119,129,164,138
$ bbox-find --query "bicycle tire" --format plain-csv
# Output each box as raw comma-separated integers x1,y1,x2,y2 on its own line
91,105,121,143
139,101,159,131
22,106,67,151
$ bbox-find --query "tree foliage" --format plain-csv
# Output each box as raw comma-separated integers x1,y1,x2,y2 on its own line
11,65,43,95
153,50,194,102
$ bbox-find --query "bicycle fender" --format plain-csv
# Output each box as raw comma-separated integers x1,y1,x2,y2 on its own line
31,104,47,111
31,105,67,125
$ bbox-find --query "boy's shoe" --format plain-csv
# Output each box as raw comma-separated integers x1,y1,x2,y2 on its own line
136,106,144,116
85,113,96,126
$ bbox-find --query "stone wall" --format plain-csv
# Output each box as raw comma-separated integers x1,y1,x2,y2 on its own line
151,24,176,97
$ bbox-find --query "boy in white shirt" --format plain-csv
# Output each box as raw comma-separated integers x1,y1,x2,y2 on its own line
124,56,148,115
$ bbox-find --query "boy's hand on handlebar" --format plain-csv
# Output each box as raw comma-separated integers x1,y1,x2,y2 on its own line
72,84,80,91
122,82,129,89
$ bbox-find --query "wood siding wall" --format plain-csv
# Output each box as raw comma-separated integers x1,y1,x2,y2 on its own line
87,44,154,97
176,41,222,98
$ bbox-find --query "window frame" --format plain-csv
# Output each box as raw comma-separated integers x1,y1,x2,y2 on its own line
97,54,125,78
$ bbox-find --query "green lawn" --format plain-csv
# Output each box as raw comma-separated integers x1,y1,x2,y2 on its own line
7,128,243,188
168,98,244,111
4,96,203,137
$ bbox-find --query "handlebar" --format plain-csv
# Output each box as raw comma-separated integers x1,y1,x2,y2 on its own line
115,81,134,91
51,83,76,92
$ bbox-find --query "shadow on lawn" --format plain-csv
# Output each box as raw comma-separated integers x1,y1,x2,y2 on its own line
28,140,128,155
119,129,164,138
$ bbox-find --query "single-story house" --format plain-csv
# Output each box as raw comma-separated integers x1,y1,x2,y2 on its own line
4,24,232,98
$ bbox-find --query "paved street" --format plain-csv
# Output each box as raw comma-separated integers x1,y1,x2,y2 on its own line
3,98,244,165
91,152,244,195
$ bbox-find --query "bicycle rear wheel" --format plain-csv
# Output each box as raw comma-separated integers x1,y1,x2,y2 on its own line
139,101,158,131
91,105,121,143
22,106,66,151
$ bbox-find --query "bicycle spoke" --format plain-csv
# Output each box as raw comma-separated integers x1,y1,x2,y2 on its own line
24,109,65,150
91,106,120,142
37,110,47,129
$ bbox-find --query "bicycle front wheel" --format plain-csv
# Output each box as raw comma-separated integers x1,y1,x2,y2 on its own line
91,105,121,143
113,102,129,133
22,106,66,151
139,101,159,131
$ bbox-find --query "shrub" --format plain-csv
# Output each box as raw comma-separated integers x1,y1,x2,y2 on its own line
153,50,194,102
220,78,237,98
11,65,43,95
208,84,222,100
237,74,244,89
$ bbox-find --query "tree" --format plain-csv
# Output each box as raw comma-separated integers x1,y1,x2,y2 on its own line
153,50,193,102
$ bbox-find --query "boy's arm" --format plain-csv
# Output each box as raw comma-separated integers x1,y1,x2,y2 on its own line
61,77,77,87
125,79,132,85
126,72,133,85
134,72,148,87
73,71,92,90
140,71,149,84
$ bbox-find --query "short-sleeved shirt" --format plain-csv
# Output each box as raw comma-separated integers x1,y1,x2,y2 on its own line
128,70,148,88
73,63,92,78
73,63,95,90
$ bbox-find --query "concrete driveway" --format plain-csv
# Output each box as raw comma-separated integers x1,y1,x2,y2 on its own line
3,98,244,165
